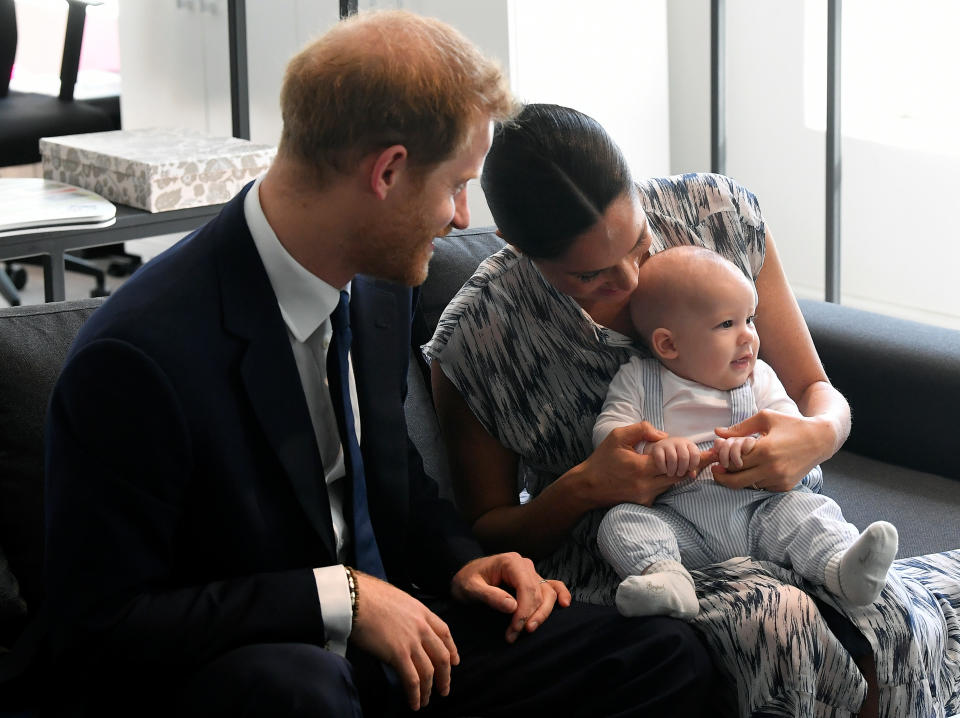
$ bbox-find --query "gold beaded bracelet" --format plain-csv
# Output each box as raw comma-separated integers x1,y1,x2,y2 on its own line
344,566,359,625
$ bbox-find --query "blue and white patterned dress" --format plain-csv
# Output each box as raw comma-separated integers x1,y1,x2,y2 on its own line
425,173,960,717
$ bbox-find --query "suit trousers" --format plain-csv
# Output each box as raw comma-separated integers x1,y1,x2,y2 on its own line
77,598,713,717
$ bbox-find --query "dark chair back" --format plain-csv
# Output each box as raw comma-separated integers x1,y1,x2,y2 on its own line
0,0,119,167
0,0,16,98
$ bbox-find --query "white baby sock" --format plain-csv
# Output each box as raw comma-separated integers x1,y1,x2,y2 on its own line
615,560,699,620
824,521,899,606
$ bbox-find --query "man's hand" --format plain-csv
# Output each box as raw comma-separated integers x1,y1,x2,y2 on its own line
645,436,702,478
349,572,458,711
450,553,572,643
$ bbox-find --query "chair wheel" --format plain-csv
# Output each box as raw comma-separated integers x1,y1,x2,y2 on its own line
107,257,142,277
5,265,27,290
90,287,111,298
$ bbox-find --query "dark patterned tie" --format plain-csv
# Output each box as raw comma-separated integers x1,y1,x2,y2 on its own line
327,290,386,579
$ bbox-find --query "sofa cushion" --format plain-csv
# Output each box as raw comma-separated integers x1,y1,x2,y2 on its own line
800,299,960,480
406,227,505,503
0,297,104,647
412,226,506,350
823,450,960,557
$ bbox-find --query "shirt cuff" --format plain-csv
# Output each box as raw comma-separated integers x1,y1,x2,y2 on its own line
314,564,352,656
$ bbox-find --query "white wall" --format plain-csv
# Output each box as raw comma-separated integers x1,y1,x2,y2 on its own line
118,0,672,230
119,0,340,142
509,0,672,181
245,1,341,144
374,0,673,227
667,0,711,175
667,0,960,330
118,1,231,136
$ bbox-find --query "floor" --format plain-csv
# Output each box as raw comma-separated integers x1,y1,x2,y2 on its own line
2,234,183,308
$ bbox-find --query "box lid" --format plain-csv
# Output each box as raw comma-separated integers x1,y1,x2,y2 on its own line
39,128,276,179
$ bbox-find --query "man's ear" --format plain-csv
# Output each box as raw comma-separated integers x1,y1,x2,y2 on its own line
369,144,409,200
651,328,678,360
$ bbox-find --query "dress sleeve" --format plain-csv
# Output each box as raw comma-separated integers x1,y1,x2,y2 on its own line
422,249,522,441
716,174,767,280
638,173,767,282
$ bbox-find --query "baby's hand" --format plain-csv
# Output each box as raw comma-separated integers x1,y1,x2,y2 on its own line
713,435,757,471
647,437,701,478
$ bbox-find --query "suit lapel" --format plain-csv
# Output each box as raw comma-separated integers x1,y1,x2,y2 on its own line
350,276,409,538
213,187,337,560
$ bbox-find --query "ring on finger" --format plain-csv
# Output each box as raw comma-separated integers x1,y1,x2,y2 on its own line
538,578,549,584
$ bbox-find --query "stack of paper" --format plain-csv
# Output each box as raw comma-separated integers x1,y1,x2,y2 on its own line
0,179,116,235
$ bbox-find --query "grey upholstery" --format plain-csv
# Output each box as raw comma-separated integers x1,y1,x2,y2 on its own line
799,298,960,480
821,451,960,558
411,227,506,350
407,228,506,504
0,297,104,646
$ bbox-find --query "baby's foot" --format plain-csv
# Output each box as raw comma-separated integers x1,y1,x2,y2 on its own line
826,521,898,605
615,560,699,620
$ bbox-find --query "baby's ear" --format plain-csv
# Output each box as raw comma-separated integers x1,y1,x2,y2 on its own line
651,328,678,360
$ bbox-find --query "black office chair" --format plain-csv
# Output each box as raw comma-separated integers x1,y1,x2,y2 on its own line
0,0,124,305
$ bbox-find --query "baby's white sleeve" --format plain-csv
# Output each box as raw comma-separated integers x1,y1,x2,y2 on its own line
593,357,648,449
751,359,802,416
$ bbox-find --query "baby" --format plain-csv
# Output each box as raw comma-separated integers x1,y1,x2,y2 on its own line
593,245,898,619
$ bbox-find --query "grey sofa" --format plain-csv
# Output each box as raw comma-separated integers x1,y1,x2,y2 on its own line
1,227,958,712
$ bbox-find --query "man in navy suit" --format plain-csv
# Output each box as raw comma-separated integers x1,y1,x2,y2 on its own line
43,10,713,717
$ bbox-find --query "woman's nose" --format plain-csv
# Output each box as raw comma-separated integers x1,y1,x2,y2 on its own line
610,257,639,292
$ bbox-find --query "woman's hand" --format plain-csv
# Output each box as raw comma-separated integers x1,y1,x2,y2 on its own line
746,229,851,491
579,423,715,507
711,409,835,491
450,553,572,643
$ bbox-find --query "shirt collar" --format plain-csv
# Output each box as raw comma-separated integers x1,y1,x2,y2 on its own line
244,175,345,342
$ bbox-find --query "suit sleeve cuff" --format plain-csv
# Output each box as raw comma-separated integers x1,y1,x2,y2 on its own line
314,564,352,656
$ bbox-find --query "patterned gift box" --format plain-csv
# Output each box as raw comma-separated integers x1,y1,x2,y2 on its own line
40,128,276,213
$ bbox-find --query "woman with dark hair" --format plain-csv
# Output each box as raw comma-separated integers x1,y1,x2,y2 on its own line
426,103,960,717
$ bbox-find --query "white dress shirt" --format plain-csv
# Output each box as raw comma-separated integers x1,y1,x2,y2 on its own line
244,176,354,655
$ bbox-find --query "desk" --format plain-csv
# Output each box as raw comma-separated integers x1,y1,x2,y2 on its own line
0,202,223,302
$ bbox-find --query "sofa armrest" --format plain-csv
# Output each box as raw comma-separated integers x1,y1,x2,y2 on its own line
799,299,960,480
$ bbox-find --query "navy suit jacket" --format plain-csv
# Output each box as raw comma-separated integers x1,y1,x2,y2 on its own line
43,184,483,670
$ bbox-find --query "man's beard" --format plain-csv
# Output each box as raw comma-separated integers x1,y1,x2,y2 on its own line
354,203,449,287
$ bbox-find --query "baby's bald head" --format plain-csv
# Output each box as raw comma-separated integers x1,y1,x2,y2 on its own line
630,245,755,348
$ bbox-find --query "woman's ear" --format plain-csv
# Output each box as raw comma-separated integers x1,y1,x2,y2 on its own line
651,328,678,360
369,144,408,200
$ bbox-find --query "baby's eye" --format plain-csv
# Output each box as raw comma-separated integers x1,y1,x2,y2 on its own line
577,271,601,283
747,315,756,325
719,319,734,329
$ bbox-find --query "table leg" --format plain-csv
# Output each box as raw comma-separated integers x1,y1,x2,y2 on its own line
42,250,66,302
